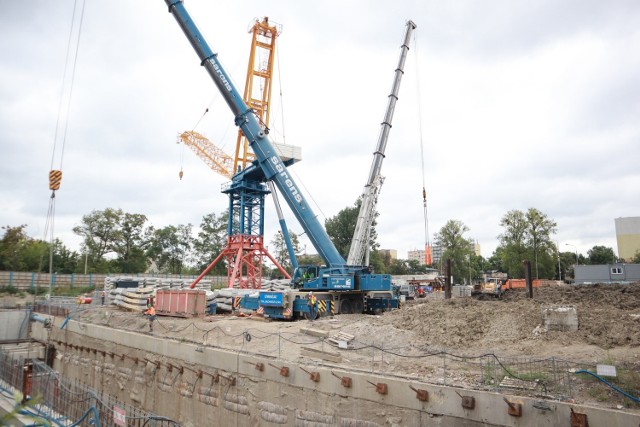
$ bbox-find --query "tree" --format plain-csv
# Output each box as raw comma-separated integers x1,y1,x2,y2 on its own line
0,226,78,273
469,253,487,282
44,239,80,274
486,248,505,272
325,199,379,261
559,251,577,281
497,208,557,279
21,239,49,272
73,208,153,273
297,253,323,266
325,203,359,259
271,230,300,273
111,213,151,273
0,225,30,271
406,259,429,274
147,224,194,274
433,220,472,283
387,258,409,275
498,210,529,278
1,391,51,426
368,250,387,274
73,208,123,272
193,211,228,274
587,245,616,265
633,250,640,264
525,208,557,278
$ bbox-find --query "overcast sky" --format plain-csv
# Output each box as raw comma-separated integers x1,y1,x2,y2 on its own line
1,0,639,262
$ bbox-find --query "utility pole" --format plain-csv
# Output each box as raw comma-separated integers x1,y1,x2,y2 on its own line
556,241,561,281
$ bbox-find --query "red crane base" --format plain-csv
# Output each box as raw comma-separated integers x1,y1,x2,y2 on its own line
190,235,290,289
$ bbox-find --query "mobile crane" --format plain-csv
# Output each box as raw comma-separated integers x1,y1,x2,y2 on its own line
164,0,412,318
348,20,416,267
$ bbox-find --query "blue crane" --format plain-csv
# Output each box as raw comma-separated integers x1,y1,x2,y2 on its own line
165,0,403,317
165,0,344,270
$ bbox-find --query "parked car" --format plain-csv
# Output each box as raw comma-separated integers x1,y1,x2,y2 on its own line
399,284,416,300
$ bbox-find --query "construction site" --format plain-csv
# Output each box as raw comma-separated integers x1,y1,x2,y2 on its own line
1,282,640,426
2,1,640,426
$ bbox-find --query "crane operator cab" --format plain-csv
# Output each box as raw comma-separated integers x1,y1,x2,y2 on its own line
293,266,320,288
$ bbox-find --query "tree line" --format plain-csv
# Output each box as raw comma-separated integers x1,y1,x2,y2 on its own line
0,208,228,275
1,205,634,281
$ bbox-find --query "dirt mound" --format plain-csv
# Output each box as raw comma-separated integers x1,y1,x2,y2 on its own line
366,283,640,359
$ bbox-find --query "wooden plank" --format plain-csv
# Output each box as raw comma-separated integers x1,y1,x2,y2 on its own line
334,332,354,342
499,376,539,390
300,346,342,363
299,327,329,338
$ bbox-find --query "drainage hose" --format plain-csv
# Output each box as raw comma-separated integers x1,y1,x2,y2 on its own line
575,369,640,403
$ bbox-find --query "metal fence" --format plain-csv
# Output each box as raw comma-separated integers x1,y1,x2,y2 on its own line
0,349,180,426
478,354,575,399
0,271,228,291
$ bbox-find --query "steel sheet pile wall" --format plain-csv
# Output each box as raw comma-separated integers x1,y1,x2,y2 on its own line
0,349,180,426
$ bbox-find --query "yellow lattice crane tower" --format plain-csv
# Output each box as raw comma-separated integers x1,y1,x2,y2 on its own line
180,17,292,289
234,17,281,173
180,17,282,177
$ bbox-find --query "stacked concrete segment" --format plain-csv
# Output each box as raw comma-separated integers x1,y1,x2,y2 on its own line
104,276,293,313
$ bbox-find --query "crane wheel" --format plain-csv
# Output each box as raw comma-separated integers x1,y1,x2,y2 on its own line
340,299,352,314
353,299,364,314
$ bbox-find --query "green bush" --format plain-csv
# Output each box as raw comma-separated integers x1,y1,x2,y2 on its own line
25,287,48,296
51,286,95,297
0,285,20,295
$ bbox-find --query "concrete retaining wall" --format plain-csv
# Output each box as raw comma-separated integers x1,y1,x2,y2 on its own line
29,319,639,427
0,309,30,340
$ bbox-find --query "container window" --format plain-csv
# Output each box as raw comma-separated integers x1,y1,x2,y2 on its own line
611,267,623,274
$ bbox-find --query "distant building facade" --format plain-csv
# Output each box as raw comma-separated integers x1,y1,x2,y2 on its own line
432,245,443,267
575,263,640,284
379,249,397,261
407,249,425,265
615,217,640,261
470,241,481,257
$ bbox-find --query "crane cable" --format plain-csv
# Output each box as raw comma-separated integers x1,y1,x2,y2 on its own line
272,42,326,220
178,106,211,180
44,0,86,286
412,30,432,264
178,57,243,181
276,44,287,145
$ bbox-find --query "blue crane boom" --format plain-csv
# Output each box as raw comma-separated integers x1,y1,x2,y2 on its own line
165,0,345,268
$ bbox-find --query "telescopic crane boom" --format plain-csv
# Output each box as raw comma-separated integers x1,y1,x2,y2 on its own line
347,20,416,266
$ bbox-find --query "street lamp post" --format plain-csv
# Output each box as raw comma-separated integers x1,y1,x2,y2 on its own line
565,243,578,265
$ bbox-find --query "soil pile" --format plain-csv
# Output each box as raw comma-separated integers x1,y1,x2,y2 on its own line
350,283,640,361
